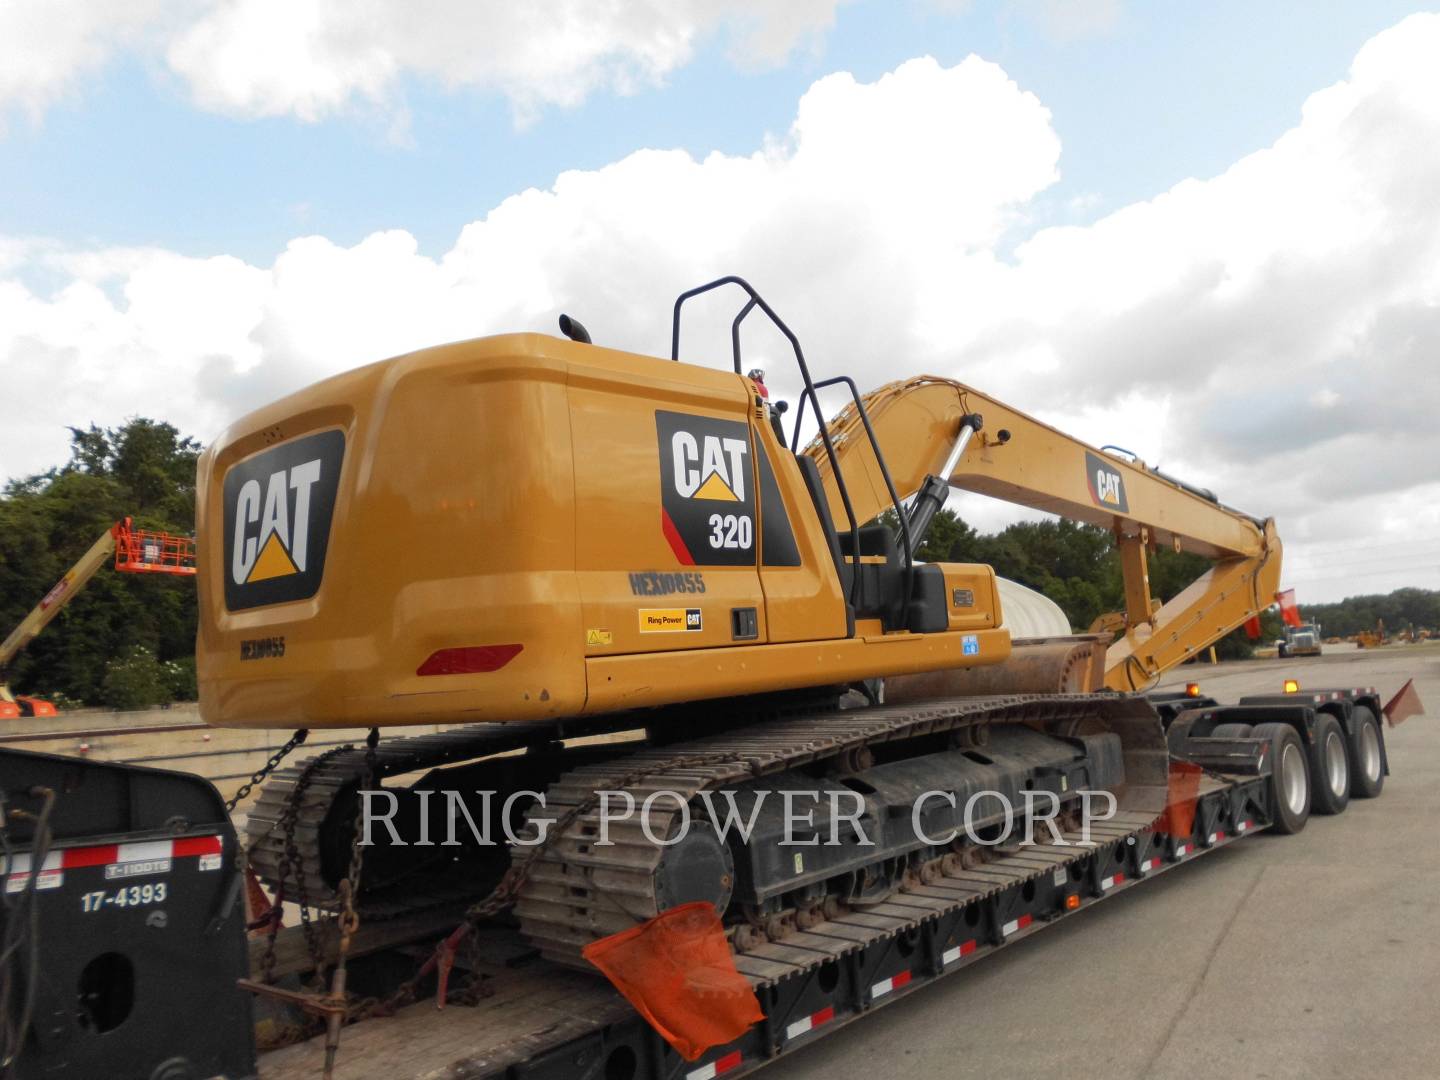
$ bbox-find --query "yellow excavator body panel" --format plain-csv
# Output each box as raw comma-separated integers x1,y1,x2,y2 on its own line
196,333,1008,729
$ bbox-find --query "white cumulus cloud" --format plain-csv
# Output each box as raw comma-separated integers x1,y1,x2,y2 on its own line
0,0,171,125
4,15,1440,602
0,0,851,127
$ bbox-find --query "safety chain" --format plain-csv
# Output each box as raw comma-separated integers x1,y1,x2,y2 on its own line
262,744,354,984
224,728,310,815
319,728,380,1080
220,728,308,975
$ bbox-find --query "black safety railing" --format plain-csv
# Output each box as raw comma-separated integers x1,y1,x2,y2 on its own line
670,276,915,613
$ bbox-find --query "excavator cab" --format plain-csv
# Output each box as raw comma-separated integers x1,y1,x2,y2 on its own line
673,277,992,640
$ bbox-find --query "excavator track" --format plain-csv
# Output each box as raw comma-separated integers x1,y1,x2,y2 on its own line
246,691,1168,972
515,692,1169,966
245,716,642,911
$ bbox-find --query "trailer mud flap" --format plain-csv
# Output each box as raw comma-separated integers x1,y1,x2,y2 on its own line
0,747,254,1080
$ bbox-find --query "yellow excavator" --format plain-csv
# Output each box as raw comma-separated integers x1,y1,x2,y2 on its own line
198,280,1279,731
17,279,1392,1080
189,276,1284,960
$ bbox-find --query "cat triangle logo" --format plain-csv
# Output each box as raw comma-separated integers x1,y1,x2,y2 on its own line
671,430,747,502
247,532,299,582
693,471,739,502
223,429,344,612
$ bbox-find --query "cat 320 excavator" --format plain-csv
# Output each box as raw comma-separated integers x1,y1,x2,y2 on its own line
0,278,1413,1080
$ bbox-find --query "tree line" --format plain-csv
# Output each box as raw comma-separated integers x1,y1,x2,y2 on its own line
1,420,199,709
1297,587,1439,639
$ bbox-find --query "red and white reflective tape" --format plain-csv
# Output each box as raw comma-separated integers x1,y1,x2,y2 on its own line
687,1050,742,1080
785,1005,835,1041
942,939,978,965
870,970,912,999
1139,857,1159,873
1100,872,1126,891
1,851,63,893
1,835,223,893
1235,819,1254,834
1208,830,1227,844
1001,914,1033,938
1173,842,1193,858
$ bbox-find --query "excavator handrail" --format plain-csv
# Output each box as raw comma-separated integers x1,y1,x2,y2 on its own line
791,373,917,589
671,276,913,618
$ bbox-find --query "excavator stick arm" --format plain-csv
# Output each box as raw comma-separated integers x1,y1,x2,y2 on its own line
804,375,1283,688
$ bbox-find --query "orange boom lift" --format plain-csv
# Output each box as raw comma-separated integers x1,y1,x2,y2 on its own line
0,517,197,718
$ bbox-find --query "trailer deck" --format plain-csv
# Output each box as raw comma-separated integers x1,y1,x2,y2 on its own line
257,775,1256,1080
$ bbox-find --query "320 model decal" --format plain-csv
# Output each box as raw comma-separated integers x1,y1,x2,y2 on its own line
655,411,757,567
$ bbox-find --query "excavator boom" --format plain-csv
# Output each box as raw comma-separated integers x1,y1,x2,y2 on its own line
807,375,1283,689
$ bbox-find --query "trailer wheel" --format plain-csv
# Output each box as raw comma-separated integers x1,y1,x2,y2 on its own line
1209,723,1253,739
1254,722,1310,834
1347,705,1385,799
1308,714,1350,815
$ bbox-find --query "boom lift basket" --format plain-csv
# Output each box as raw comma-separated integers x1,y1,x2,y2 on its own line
112,517,197,575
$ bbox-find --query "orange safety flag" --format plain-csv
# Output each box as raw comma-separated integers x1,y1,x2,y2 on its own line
1276,589,1302,628
1157,761,1203,838
1383,678,1425,727
1243,615,1262,639
582,902,763,1061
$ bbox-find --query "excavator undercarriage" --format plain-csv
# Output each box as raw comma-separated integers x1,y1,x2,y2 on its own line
245,684,1169,970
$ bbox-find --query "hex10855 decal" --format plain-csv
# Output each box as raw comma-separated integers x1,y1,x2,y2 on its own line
656,411,756,567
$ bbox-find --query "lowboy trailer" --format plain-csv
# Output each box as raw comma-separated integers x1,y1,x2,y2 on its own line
0,683,1401,1080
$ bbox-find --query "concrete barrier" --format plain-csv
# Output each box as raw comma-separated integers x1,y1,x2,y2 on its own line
0,703,445,806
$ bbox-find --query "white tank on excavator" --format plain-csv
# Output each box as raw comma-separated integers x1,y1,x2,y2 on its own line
996,577,1071,638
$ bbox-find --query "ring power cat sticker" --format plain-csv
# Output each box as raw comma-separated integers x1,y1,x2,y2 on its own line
223,429,344,611
639,608,703,633
1084,451,1130,514
655,411,756,567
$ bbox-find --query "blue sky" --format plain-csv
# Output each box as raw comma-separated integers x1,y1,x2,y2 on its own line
2,1,1438,601
1,1,1425,265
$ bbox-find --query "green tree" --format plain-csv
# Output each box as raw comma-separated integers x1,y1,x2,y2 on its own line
0,419,199,705
100,645,175,710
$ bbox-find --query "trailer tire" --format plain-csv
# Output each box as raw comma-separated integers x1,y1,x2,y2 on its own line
1347,705,1385,799
1308,714,1350,815
1254,722,1310,834
1209,723,1253,739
